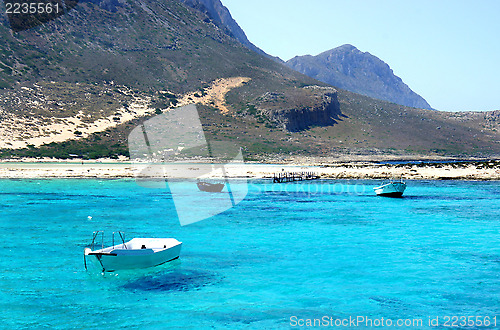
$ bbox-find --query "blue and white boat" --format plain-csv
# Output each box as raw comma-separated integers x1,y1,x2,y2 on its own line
374,178,406,197
84,232,182,272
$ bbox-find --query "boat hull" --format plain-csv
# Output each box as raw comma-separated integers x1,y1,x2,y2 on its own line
85,238,182,272
375,191,404,197
374,182,406,197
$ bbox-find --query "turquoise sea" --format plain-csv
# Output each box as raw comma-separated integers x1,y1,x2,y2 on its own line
0,179,499,329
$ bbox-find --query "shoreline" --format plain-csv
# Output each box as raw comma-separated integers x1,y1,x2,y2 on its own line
0,159,498,180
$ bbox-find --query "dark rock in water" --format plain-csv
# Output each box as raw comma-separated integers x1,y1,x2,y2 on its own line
286,44,432,109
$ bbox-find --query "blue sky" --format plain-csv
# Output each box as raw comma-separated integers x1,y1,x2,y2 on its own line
221,0,500,112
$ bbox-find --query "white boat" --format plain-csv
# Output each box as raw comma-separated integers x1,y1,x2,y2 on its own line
374,179,406,197
84,232,182,272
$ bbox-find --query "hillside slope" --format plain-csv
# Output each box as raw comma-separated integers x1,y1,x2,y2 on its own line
179,0,269,58
0,0,498,160
0,0,300,92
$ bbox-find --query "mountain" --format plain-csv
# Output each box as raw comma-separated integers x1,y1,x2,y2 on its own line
0,0,339,155
179,0,266,57
0,0,498,160
286,44,432,109
0,0,293,92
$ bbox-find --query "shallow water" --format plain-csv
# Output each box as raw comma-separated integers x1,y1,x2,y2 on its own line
0,179,498,329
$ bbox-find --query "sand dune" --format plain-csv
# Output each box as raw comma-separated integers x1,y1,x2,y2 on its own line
176,77,250,113
0,77,250,149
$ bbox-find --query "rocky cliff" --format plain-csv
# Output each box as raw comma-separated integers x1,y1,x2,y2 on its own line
254,86,343,132
286,44,432,109
180,0,268,58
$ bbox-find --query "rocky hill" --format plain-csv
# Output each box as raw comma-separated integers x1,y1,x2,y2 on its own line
286,44,432,109
0,0,498,160
179,0,268,58
0,0,337,155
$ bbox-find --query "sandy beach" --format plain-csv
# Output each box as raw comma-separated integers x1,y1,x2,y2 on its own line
0,159,498,180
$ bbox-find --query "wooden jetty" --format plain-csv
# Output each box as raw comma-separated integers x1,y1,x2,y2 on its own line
272,171,320,183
